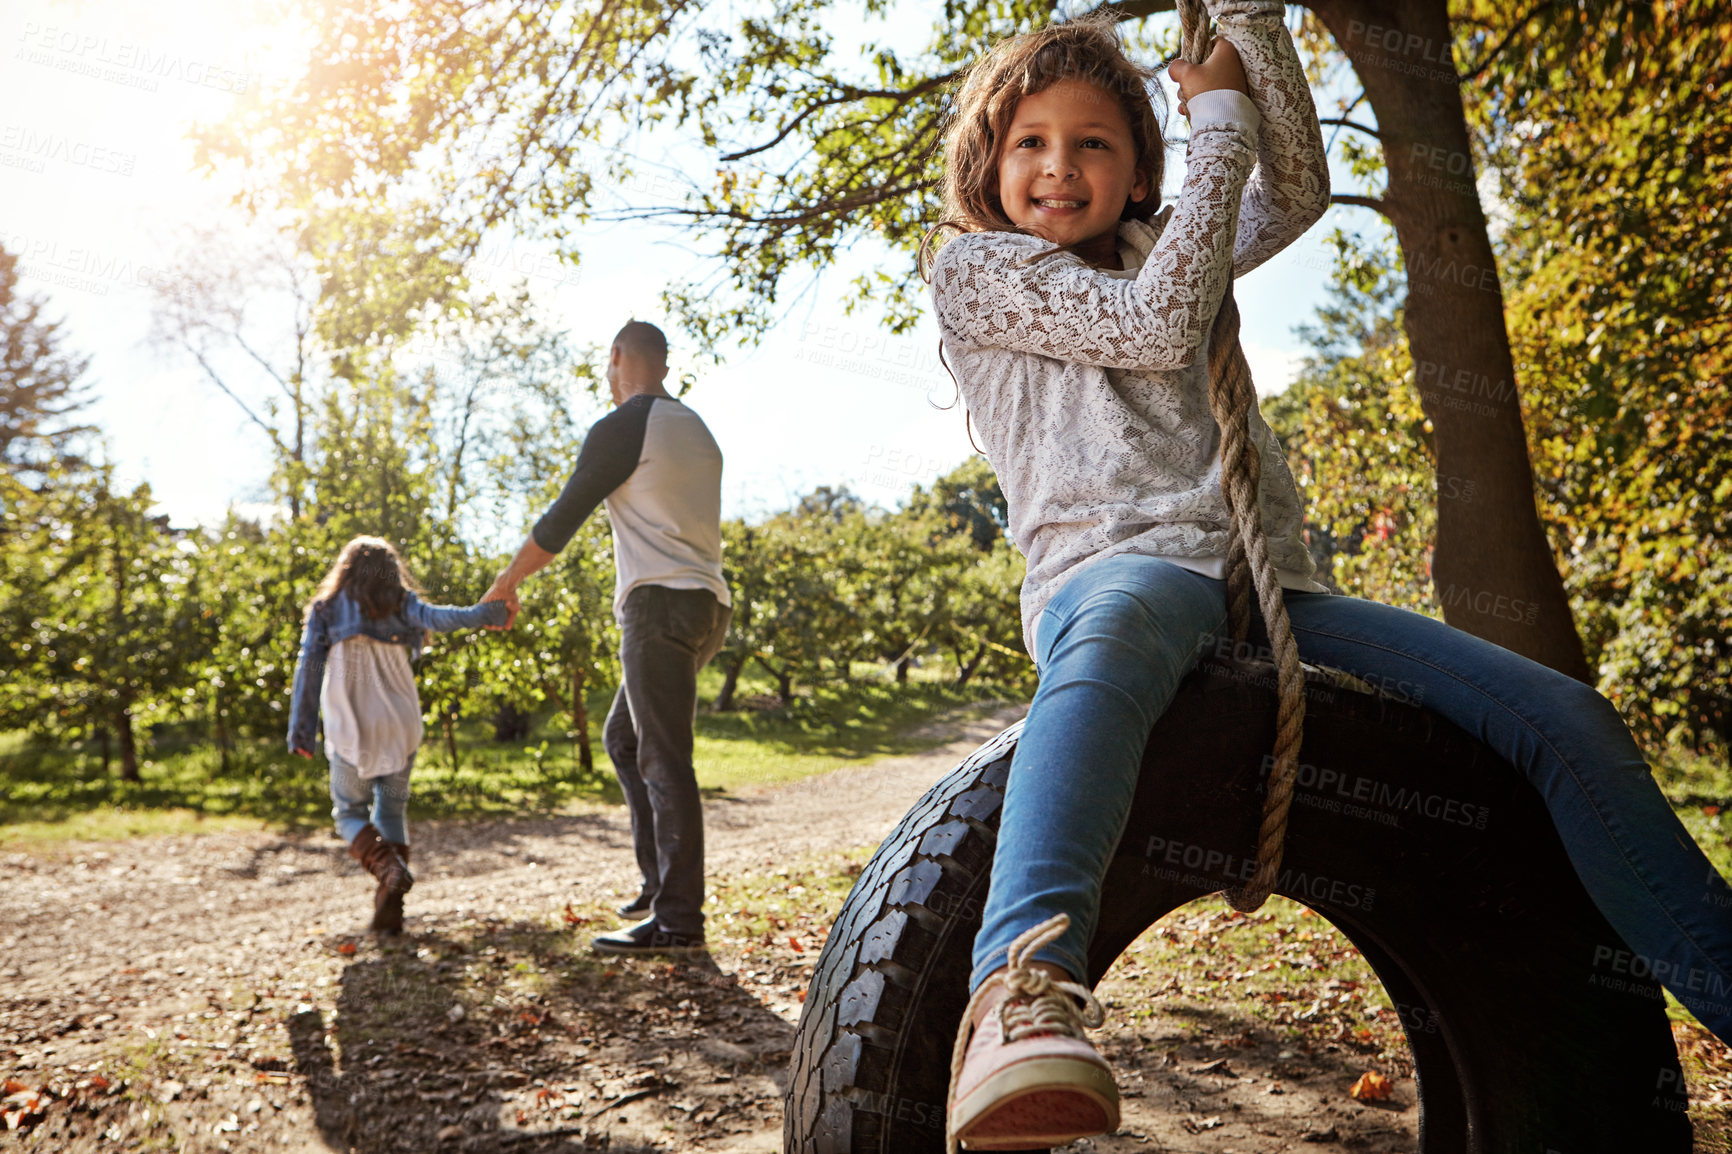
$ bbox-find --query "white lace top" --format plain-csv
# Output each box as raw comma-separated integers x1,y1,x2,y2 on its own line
929,0,1331,652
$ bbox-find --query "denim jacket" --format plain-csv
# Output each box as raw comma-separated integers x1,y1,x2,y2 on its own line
286,590,508,754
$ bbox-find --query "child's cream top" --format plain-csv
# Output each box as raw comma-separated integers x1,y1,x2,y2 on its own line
930,0,1331,652
322,635,423,778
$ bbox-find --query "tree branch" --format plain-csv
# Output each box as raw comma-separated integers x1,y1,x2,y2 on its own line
1095,0,1178,19
176,340,289,452
1319,116,1380,139
1330,193,1388,214
721,72,958,163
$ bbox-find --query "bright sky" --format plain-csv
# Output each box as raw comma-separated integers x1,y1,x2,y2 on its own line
1,0,1356,530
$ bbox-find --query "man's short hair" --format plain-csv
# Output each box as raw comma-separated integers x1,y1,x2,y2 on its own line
613,320,668,365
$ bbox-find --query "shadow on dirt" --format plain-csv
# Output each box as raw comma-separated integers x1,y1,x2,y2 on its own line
287,915,794,1152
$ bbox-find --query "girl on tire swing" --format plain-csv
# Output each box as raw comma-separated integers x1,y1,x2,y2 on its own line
922,2,1732,1149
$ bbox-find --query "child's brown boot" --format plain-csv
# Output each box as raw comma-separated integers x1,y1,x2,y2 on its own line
348,825,413,935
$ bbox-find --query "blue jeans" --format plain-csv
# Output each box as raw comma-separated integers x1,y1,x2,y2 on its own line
329,749,412,846
972,554,1732,1042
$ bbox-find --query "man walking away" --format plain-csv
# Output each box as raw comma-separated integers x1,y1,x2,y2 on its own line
484,320,732,955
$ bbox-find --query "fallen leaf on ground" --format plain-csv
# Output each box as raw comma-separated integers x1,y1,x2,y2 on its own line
1349,1070,1393,1101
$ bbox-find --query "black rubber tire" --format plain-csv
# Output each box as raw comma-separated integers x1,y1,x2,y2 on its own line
784,658,1692,1153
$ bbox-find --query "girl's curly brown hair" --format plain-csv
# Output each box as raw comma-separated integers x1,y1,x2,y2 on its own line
306,536,424,622
923,12,1168,270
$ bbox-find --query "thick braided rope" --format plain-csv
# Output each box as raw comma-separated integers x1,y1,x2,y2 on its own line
1175,0,1307,912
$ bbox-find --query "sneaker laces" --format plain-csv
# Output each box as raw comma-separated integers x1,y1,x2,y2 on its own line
946,913,1105,1153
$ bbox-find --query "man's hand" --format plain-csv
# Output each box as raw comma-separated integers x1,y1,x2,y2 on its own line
483,535,556,629
1169,38,1248,120
482,580,521,630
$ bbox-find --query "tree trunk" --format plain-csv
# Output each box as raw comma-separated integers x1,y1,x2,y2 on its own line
756,657,795,706
715,653,745,711
444,711,460,771
492,702,532,742
1308,0,1591,682
212,685,231,774
117,705,140,783
895,656,912,685
572,666,593,775
957,641,989,688
100,726,111,776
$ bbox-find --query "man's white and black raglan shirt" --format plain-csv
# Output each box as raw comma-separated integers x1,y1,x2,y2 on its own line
532,394,731,617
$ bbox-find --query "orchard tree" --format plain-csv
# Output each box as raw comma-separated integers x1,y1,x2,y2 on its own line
0,470,205,781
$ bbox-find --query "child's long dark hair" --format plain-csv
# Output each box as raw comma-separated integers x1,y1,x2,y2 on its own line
306,536,423,621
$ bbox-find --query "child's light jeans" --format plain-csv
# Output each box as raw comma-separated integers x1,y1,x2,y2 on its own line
329,747,412,846
973,553,1732,1043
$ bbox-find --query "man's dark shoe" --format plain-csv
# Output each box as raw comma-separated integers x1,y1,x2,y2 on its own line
591,917,705,956
616,890,656,919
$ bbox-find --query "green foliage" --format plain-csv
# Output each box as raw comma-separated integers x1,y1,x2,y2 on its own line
1480,2,1732,744
1265,230,1439,614
0,468,210,780
713,459,1033,707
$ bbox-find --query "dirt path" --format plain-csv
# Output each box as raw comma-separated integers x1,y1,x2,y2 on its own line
4,705,1728,1152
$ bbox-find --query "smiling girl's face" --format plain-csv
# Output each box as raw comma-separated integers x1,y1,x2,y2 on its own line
995,79,1150,268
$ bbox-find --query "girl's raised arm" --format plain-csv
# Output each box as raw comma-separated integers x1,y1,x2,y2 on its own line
1213,0,1330,276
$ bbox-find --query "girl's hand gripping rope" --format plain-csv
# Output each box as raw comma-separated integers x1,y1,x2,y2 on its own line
1168,38,1247,119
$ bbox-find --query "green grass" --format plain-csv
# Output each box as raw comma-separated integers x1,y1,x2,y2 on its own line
0,665,1015,847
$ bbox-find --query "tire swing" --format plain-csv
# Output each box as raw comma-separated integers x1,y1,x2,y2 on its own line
788,3,1691,1148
